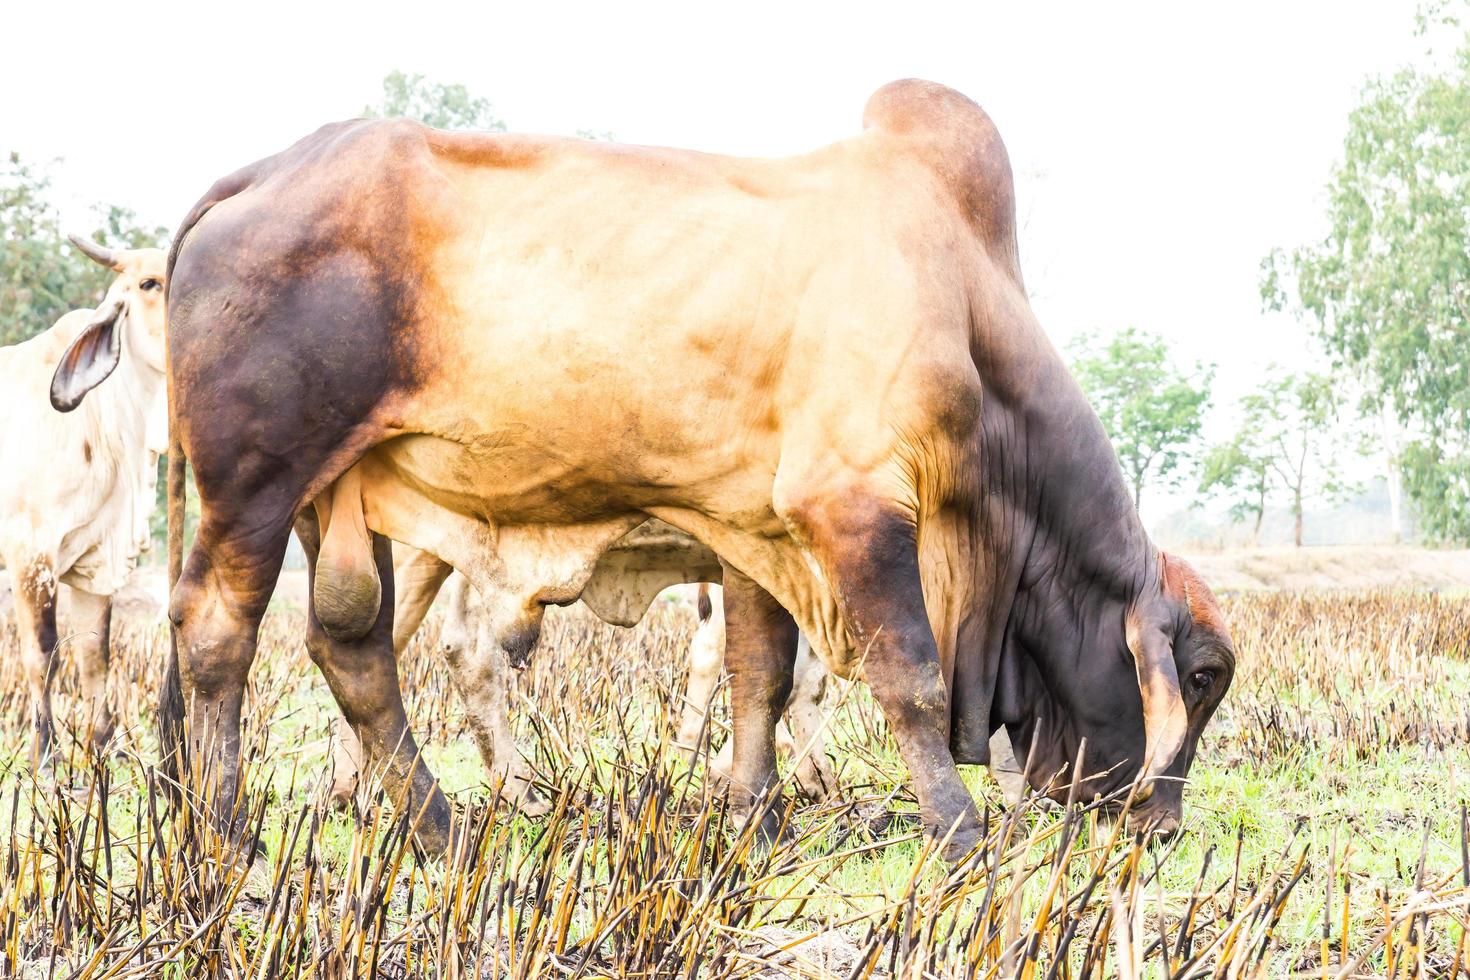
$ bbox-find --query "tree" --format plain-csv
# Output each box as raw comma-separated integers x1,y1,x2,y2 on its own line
1069,327,1213,514
1262,27,1470,542
364,70,506,131
1202,370,1362,547
1,153,169,347
1199,421,1272,544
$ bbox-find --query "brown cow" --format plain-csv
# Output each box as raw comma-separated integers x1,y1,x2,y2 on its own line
162,80,1233,861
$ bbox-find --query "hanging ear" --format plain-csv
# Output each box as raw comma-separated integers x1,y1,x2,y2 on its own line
50,298,125,411
1125,608,1188,793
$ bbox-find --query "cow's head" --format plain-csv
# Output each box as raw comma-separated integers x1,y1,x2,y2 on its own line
50,235,168,412
1003,551,1233,833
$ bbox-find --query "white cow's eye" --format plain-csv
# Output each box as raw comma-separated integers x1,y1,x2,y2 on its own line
140,278,162,292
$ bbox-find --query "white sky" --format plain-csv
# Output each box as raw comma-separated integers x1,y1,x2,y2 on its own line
0,0,1446,523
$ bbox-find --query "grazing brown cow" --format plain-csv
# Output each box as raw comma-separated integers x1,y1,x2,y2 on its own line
163,79,1232,861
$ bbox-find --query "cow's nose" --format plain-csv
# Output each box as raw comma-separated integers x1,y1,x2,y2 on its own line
1129,807,1180,841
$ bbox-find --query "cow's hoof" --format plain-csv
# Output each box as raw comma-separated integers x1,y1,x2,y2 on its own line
929,814,984,864
793,761,836,804
734,802,791,852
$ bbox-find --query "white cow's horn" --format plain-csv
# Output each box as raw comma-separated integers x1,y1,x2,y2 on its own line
68,233,120,271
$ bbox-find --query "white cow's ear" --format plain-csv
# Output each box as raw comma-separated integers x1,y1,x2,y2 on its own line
50,298,125,411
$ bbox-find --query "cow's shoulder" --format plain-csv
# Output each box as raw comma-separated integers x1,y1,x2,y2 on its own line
862,79,1017,251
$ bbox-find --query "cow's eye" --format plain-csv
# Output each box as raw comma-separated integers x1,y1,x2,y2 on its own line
139,278,162,292
1188,670,1215,694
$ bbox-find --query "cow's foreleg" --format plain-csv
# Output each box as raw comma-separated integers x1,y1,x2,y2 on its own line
296,512,453,853
720,562,799,844
9,554,59,767
788,495,981,862
68,589,115,753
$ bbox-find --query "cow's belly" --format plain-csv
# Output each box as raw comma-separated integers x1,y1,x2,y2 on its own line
356,431,860,676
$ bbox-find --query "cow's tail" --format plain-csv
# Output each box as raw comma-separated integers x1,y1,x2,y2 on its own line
158,412,187,785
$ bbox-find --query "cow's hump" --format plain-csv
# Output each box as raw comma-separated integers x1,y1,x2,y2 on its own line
862,79,1017,253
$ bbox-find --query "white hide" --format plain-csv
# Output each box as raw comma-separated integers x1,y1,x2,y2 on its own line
0,307,165,595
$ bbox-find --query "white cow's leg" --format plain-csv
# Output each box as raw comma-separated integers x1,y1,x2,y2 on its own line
782,635,835,801
440,575,548,817
8,553,59,766
988,728,1026,804
676,584,725,758
67,589,115,753
328,717,365,808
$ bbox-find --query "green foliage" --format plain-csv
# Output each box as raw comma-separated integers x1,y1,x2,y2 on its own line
363,70,506,131
1263,28,1470,542
0,153,168,347
1202,369,1364,546
1068,327,1214,512
1200,438,1271,538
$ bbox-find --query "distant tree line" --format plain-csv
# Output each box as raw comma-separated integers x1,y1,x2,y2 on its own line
0,153,168,347
1067,329,1361,548
1078,17,1470,547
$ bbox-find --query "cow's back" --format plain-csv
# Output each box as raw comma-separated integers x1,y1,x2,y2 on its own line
167,84,1019,554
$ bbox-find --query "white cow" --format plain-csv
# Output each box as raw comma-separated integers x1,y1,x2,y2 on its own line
0,236,168,762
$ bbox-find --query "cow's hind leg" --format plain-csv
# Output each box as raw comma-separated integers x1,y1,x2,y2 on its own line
67,589,115,753
328,543,453,809
296,513,453,852
9,554,59,767
786,494,981,861
166,510,295,840
720,562,799,844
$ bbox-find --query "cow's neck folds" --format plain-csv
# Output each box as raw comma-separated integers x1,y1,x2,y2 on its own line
987,349,1158,681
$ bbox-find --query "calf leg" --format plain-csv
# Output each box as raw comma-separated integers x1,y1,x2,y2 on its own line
296,512,453,851
721,562,798,842
438,574,547,816
67,589,115,753
787,495,981,861
676,584,725,757
9,555,59,767
783,635,835,802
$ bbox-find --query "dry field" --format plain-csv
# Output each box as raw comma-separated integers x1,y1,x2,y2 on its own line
0,589,1467,978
